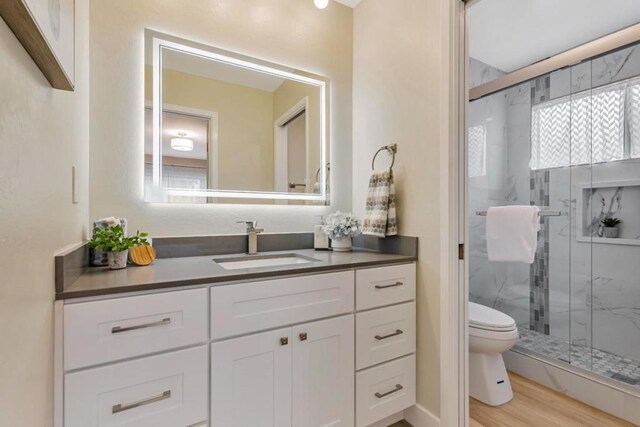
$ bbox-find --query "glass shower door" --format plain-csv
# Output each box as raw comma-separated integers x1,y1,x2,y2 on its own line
467,67,574,365
581,44,640,388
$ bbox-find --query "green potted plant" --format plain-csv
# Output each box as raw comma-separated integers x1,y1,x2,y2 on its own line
601,217,621,238
89,225,149,269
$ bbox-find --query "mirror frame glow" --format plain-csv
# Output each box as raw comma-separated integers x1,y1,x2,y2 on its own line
146,33,329,203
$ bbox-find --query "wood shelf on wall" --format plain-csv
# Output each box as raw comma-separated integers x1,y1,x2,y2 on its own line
0,0,74,91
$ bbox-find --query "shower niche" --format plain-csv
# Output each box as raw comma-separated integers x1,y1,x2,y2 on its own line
577,180,640,246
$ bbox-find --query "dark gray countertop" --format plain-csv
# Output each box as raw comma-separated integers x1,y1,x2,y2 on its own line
58,249,416,300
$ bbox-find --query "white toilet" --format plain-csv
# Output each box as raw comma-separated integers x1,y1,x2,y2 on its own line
469,302,518,406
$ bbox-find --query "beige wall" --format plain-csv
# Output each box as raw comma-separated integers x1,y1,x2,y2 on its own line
147,67,277,192
91,0,353,236
353,0,453,417
0,0,90,425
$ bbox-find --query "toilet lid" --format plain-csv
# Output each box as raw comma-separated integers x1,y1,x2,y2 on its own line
469,302,516,331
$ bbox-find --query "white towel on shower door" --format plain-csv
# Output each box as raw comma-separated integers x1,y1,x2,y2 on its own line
486,205,540,264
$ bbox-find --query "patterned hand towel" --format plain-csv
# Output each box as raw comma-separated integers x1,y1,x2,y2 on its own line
362,170,397,237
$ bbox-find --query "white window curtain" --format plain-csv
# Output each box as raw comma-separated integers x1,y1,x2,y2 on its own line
628,78,640,159
468,124,486,178
144,164,208,203
531,97,572,169
531,80,629,170
590,84,625,163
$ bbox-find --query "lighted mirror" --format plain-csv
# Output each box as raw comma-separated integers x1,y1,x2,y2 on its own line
144,31,329,204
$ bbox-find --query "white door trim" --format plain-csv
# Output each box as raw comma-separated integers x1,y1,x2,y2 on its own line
274,97,310,193
440,1,468,426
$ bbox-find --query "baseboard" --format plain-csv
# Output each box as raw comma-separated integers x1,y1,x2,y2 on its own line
403,404,440,427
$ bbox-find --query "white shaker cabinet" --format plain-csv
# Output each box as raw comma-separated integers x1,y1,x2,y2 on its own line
210,328,293,427
211,315,355,427
292,315,355,427
58,262,416,427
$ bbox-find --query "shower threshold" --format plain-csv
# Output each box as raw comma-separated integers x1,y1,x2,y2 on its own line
516,327,640,389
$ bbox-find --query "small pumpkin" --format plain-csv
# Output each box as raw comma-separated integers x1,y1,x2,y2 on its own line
129,245,157,266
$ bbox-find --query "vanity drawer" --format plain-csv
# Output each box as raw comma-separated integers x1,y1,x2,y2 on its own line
356,302,416,370
356,263,415,310
64,288,208,370
355,354,416,427
211,271,354,339
64,346,208,427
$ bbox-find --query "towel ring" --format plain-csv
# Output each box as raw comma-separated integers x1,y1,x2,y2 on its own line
315,162,330,183
371,144,397,171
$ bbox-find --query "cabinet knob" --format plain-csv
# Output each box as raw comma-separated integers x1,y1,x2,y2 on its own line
280,337,289,346
299,332,307,341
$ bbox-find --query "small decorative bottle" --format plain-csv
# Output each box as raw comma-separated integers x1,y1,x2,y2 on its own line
314,216,330,250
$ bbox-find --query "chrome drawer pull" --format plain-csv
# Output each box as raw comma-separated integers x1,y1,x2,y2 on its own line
112,390,171,413
111,317,171,334
374,282,403,289
375,329,404,340
374,384,403,399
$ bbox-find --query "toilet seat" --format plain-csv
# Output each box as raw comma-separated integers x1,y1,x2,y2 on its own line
469,302,516,332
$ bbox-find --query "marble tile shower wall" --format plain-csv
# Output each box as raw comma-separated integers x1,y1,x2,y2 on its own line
470,43,640,363
468,59,531,326
548,43,640,361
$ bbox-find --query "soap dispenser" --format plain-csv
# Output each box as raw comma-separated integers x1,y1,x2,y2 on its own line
314,216,330,250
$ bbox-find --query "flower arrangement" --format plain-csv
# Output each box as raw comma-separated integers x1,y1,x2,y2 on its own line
322,211,362,240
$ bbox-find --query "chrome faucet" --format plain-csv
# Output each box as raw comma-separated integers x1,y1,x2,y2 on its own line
237,221,264,255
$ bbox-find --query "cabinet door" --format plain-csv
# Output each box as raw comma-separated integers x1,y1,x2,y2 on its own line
292,315,355,427
211,328,292,427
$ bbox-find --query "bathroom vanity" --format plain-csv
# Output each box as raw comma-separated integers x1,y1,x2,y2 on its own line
55,245,417,427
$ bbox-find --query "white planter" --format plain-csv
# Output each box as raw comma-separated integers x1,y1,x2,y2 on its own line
331,237,352,252
603,227,619,238
107,250,129,269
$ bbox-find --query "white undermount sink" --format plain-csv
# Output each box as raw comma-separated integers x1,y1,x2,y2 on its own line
213,253,319,270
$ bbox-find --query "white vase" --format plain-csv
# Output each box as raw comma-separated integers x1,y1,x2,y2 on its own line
107,250,129,269
331,236,352,252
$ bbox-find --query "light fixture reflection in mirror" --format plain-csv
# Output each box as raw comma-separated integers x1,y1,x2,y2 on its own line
314,0,329,9
170,132,194,152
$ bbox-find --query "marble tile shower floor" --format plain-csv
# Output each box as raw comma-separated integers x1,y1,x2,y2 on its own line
516,327,640,389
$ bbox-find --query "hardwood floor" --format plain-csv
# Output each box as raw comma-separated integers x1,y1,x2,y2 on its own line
470,372,634,427
392,372,632,427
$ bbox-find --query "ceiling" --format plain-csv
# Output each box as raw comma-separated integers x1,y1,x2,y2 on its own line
335,0,362,7
469,0,640,73
162,48,286,92
145,109,210,160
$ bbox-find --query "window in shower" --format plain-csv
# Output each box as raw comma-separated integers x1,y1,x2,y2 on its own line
468,124,487,178
531,76,640,170
629,79,640,158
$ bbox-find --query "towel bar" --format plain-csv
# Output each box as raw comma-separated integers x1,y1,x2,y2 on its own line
475,210,562,217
